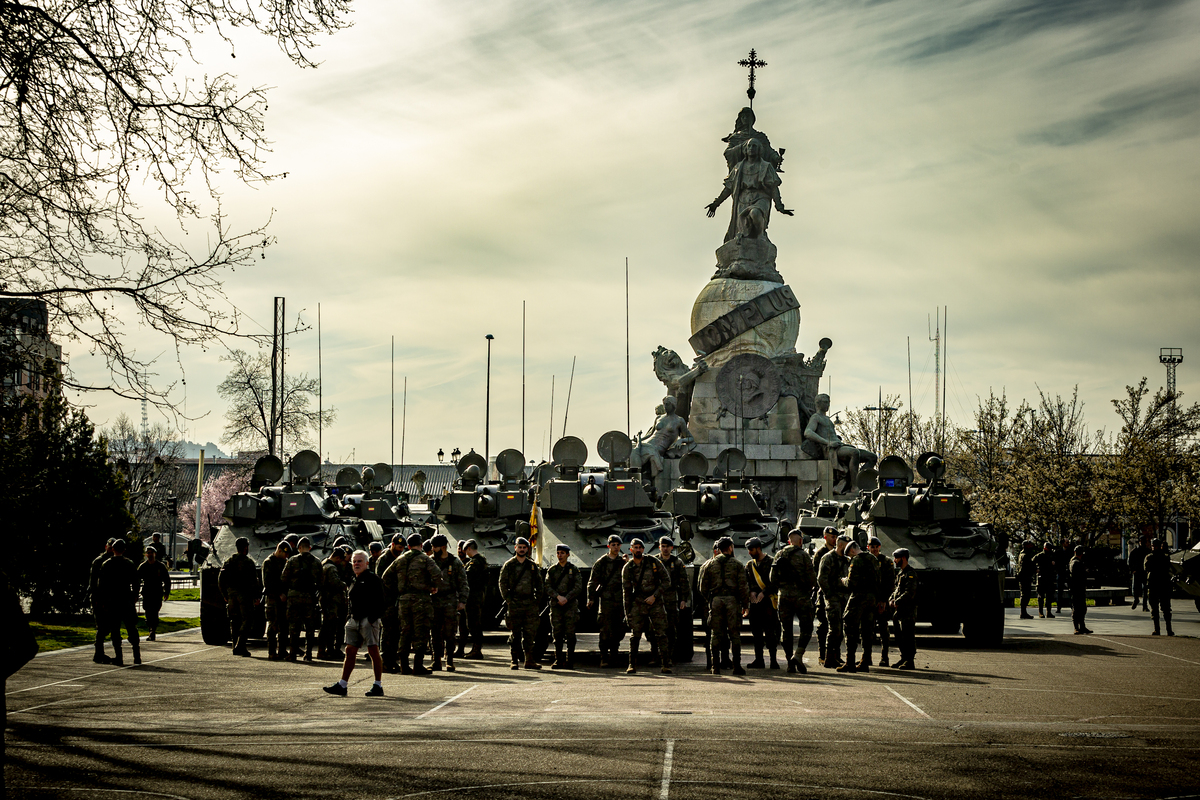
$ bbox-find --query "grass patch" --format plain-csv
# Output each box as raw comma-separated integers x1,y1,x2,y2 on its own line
169,587,201,602
31,616,201,653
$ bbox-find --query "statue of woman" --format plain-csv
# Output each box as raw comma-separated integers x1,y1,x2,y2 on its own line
705,138,793,242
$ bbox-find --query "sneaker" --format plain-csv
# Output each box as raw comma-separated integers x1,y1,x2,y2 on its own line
323,683,347,697
365,684,385,697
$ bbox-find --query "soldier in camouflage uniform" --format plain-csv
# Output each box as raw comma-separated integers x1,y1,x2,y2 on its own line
699,536,749,676
817,533,851,669
840,540,880,673
98,539,142,667
587,534,627,668
657,537,690,663
89,538,117,664
317,548,348,660
463,539,489,658
136,547,171,641
811,527,838,663
889,548,918,669
374,533,406,671
498,536,545,670
261,541,291,660
282,537,324,662
867,536,895,666
546,543,582,669
1016,540,1037,619
219,537,260,657
429,534,468,672
744,537,780,669
1032,542,1058,619
381,532,445,675
622,539,672,674
770,528,818,674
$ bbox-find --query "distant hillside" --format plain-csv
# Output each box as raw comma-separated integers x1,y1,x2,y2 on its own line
177,440,229,459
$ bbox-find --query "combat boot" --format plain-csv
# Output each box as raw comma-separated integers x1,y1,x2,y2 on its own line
131,642,142,665
786,653,797,674
1037,599,1044,618
769,649,780,670
837,660,857,673
551,643,566,670
304,637,314,662
267,634,277,661
401,655,413,674
93,646,111,665
879,647,889,668
148,628,156,642
524,652,542,670
793,653,808,674
897,659,915,670
626,644,638,674
748,644,765,669
431,656,443,672
599,649,611,669
817,630,827,663
446,651,456,672
413,653,432,676
1046,608,1055,619
466,645,484,660
566,641,576,669
111,644,125,667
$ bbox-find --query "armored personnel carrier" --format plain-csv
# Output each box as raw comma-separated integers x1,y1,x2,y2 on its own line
792,487,848,545
1170,539,1200,612
198,450,429,645
429,448,531,627
845,452,1005,647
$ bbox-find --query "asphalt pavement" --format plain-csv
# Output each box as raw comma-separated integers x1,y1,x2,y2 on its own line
6,604,1200,800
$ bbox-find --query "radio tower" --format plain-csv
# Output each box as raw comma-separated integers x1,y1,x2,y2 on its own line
1160,348,1182,397
928,312,941,423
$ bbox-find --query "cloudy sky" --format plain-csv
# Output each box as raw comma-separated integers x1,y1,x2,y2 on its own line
71,0,1200,466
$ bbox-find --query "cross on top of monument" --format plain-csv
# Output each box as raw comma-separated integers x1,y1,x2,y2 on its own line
738,49,767,107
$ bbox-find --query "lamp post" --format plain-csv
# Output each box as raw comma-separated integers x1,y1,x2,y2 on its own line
485,334,494,465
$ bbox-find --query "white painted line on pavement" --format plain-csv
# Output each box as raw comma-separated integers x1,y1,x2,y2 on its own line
6,647,217,695
659,739,675,800
416,684,477,719
885,685,930,719
1090,636,1200,666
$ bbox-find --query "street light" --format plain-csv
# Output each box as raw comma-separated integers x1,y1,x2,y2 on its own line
437,448,445,463
451,447,461,465
485,334,494,464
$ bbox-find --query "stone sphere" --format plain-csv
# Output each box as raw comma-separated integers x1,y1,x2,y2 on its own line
690,278,799,368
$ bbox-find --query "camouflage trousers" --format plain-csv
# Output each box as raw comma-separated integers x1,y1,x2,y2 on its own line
226,590,254,646
506,599,540,663
627,599,670,665
381,603,400,665
777,593,814,659
264,597,285,650
597,596,626,656
549,601,578,647
823,594,847,662
398,593,433,659
843,594,877,664
287,592,318,653
708,595,743,661
319,599,346,653
894,613,917,662
431,599,459,660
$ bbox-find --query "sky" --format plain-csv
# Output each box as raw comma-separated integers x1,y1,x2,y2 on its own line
69,0,1200,467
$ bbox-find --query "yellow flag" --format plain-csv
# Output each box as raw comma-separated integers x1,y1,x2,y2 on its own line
529,497,541,567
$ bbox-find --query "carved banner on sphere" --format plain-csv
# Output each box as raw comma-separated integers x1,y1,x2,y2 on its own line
688,285,799,356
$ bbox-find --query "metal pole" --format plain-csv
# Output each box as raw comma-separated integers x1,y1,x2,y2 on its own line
391,336,395,477
194,449,205,543
942,306,948,452
485,334,494,464
907,336,913,461
401,376,407,479
522,301,526,459
562,356,576,437
625,257,631,438
548,375,555,460
318,303,323,466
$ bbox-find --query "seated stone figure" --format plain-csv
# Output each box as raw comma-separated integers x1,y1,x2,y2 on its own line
631,396,694,491
802,393,877,494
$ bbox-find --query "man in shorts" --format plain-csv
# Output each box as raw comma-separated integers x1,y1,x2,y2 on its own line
324,550,387,697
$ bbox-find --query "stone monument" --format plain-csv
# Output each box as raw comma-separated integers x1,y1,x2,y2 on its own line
645,52,876,511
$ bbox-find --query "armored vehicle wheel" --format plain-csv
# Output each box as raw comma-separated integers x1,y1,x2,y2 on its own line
200,603,229,646
962,603,1004,648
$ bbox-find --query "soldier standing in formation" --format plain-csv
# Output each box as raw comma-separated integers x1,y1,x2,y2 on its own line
1144,538,1174,636
498,536,544,670
98,539,141,666
1032,542,1057,618
744,537,780,669
317,548,348,660
587,534,627,668
368,541,383,572
771,529,817,674
136,547,171,641
89,539,116,664
455,539,469,659
622,538,672,675
1069,545,1092,634
656,537,689,663
261,541,291,660
1128,537,1149,611
281,537,323,662
462,540,488,658
811,527,838,663
699,536,749,675
889,548,917,669
382,533,445,675
867,537,894,666
1016,540,1036,619
545,543,582,669
220,537,262,658
374,533,406,671
817,534,851,669
840,540,880,673
428,534,468,672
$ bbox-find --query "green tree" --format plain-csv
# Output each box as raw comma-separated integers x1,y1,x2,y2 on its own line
0,384,134,614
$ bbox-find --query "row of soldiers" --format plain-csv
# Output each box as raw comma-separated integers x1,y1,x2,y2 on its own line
88,536,173,665
215,524,922,677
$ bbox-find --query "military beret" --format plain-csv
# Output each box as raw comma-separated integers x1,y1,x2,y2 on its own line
515,536,530,547
297,536,311,548
659,537,675,547
745,537,763,549
823,527,838,536
556,543,571,552
368,541,383,553
892,548,909,560
630,538,645,547
607,534,622,544
867,536,881,546
391,533,405,545
716,536,734,550
430,534,448,547
463,539,478,551
407,533,423,547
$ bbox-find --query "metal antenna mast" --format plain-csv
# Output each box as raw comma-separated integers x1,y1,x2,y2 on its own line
865,388,898,455
270,296,285,458
928,310,940,428
1161,348,1183,398
738,49,767,107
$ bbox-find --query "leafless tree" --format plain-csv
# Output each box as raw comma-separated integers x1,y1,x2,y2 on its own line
101,412,190,530
217,347,334,456
1,0,352,407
